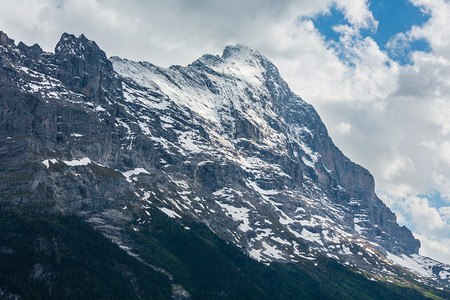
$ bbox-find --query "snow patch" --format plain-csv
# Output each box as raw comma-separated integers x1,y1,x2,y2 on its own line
178,131,201,153
123,168,150,182
217,202,252,232
271,236,291,246
300,228,323,246
63,157,91,166
159,207,182,219
261,241,284,260
42,159,58,168
439,270,450,280
255,228,272,240
386,252,434,278
249,249,263,261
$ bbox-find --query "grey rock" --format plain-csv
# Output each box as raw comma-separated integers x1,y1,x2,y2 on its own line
0,30,448,289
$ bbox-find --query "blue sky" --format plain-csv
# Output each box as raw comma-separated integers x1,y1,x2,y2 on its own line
0,0,449,264
312,0,431,65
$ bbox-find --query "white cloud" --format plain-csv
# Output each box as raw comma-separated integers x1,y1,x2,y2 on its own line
405,196,448,235
302,0,450,264
415,233,450,265
439,207,450,222
1,0,335,67
334,121,352,135
382,157,414,180
440,142,450,166
381,193,450,263
335,0,377,30
434,174,450,203
410,0,450,58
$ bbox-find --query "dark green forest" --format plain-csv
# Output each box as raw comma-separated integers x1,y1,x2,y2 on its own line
1,208,448,299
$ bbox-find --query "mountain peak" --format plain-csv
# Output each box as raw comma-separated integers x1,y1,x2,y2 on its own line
53,32,116,100
191,44,266,70
0,30,14,46
222,44,261,60
2,31,449,292
55,32,101,57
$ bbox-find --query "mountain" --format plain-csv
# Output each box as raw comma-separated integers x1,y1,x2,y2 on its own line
1,31,449,298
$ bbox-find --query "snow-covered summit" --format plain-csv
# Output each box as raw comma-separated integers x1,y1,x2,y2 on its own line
1,31,449,289
55,32,97,55
110,44,449,287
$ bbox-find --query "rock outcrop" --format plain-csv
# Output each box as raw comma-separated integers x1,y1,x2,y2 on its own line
1,31,448,288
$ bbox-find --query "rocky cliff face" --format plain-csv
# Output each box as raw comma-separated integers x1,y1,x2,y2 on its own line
1,31,449,288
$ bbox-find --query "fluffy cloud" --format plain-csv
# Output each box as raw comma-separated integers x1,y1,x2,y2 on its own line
335,0,377,30
415,233,450,264
439,206,450,222
0,0,334,66
334,121,353,135
379,191,450,263
1,0,449,263
401,196,450,263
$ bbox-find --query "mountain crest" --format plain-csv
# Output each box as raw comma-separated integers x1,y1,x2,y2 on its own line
1,30,449,291
53,33,118,101
222,44,261,59
0,31,14,46
55,32,97,55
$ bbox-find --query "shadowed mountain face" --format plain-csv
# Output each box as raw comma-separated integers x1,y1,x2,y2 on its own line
1,30,449,292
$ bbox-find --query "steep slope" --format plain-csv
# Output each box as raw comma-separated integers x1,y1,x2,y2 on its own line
3,210,443,299
0,30,449,293
0,211,172,299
